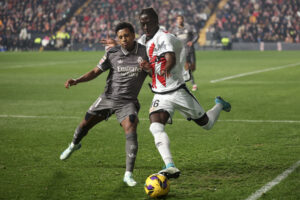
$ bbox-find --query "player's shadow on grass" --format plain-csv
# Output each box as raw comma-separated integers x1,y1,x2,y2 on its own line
39,171,67,200
96,160,158,171
100,182,144,200
101,183,174,200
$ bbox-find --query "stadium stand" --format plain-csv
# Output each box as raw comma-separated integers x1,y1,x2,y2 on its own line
0,0,299,51
0,0,85,50
211,0,300,43
0,0,219,50
64,0,218,47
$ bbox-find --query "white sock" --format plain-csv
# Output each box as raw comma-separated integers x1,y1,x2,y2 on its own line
149,122,174,166
203,103,223,130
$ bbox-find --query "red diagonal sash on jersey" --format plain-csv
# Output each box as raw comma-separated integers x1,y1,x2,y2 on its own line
148,43,166,88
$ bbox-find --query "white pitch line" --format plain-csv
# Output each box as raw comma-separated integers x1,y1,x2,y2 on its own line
0,114,79,119
0,114,300,123
0,60,93,69
221,119,300,123
245,160,300,200
210,62,300,83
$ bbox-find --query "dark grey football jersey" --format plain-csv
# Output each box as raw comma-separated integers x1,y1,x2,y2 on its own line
97,42,148,100
171,24,198,49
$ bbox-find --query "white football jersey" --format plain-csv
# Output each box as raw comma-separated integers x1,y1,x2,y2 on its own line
138,29,186,93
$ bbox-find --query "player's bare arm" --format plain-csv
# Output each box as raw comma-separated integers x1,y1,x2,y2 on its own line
187,41,193,47
65,67,103,89
161,52,176,76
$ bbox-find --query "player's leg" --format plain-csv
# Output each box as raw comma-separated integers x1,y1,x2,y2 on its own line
117,102,140,186
193,96,231,130
174,87,231,130
120,116,138,186
150,111,180,179
60,112,106,160
189,51,198,91
149,94,180,178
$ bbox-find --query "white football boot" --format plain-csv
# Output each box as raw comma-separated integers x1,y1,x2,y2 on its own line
60,142,81,160
158,163,181,179
123,171,137,187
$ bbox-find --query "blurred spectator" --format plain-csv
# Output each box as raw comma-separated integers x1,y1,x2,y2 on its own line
0,0,85,50
2,0,298,51
213,0,300,43
1,0,216,50
65,0,217,45
19,24,31,50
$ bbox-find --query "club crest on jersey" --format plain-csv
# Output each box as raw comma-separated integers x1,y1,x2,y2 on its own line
117,59,124,64
137,56,143,64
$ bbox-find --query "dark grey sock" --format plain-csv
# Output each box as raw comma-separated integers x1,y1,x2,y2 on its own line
72,125,88,145
125,132,138,172
190,73,195,85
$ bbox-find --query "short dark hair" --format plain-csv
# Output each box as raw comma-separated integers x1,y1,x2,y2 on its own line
139,7,158,23
115,22,135,34
177,15,184,19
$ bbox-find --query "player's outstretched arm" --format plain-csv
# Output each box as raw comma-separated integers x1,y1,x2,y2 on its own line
100,38,118,50
65,67,103,89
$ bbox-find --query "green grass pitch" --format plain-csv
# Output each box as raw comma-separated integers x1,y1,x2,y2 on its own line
0,51,299,200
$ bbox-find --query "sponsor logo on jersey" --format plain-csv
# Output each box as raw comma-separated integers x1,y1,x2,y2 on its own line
117,66,142,77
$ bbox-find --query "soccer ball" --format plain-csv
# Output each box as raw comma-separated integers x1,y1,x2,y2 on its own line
144,173,170,198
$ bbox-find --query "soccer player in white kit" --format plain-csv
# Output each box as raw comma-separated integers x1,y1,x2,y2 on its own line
138,8,231,179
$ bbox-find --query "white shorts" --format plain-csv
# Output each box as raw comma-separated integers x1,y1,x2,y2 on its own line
183,68,191,82
149,87,206,123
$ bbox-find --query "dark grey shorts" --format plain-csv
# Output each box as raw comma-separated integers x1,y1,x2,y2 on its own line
87,94,140,123
186,50,196,64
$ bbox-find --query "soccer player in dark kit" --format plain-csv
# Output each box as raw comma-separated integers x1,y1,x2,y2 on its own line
60,22,150,187
171,15,199,91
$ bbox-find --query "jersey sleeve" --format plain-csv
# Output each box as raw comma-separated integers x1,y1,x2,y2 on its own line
97,51,111,71
190,25,199,44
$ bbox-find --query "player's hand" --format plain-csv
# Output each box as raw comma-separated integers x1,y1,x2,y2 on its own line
65,79,77,89
184,62,190,70
139,60,152,73
187,41,193,47
159,69,171,78
100,38,117,50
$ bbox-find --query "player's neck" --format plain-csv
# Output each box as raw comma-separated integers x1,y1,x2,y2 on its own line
126,41,136,52
146,27,159,42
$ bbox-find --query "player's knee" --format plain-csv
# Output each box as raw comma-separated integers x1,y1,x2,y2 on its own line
122,115,138,133
193,113,209,129
80,112,93,129
202,120,213,130
149,123,169,147
149,122,164,135
129,114,136,123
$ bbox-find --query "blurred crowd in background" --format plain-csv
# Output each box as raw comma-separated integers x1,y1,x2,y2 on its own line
0,0,299,51
65,0,214,45
211,0,300,43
